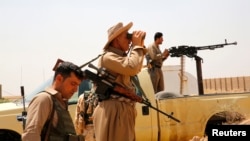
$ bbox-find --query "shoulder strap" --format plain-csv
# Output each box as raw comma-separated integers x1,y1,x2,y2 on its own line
131,76,149,102
40,91,55,141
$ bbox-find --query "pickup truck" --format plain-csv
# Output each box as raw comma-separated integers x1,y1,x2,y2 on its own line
1,65,250,141
134,67,250,141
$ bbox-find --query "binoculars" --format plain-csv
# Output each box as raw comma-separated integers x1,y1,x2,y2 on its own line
127,33,145,40
127,33,133,40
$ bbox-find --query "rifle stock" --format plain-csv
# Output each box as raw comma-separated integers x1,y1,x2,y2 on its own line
113,86,143,103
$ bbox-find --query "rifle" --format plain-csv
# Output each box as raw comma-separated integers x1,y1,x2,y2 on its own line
169,39,237,58
83,63,181,123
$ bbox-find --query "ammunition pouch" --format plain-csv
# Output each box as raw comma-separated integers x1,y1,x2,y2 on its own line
65,134,84,141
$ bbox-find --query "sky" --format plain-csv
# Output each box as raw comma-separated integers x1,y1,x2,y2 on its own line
1,0,249,96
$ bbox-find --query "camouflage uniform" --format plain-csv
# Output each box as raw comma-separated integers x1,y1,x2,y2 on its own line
75,85,97,141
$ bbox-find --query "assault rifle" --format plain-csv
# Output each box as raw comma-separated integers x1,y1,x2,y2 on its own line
83,63,181,123
169,39,237,58
168,39,237,95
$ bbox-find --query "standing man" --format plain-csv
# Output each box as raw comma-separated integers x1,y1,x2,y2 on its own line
147,32,169,93
92,22,147,141
75,82,97,141
22,61,85,141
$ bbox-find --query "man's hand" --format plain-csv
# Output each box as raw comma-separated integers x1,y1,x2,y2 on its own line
163,49,169,59
131,30,146,47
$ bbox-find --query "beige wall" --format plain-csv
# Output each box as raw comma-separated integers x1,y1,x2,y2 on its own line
0,84,2,99
203,76,250,94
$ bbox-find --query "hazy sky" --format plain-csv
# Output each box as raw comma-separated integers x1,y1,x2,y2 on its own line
1,0,249,96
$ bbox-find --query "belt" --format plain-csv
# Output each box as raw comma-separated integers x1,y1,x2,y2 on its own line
154,65,161,68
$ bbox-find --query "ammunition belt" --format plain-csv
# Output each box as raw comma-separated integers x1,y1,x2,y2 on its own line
110,94,135,106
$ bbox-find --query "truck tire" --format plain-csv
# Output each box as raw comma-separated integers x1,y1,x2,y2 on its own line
0,129,21,141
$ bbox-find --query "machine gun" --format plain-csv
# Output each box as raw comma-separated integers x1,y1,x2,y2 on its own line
168,39,237,95
169,39,237,58
83,63,181,123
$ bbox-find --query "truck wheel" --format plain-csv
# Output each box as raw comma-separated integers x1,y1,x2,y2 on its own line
204,111,245,135
0,129,21,141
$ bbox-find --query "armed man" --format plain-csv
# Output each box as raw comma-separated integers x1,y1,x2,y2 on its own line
91,21,147,141
81,23,180,141
146,32,170,93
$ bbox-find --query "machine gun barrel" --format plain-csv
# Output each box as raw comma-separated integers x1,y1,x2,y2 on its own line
196,39,237,50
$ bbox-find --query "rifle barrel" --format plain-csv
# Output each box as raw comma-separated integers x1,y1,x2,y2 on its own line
142,100,181,123
146,103,181,123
